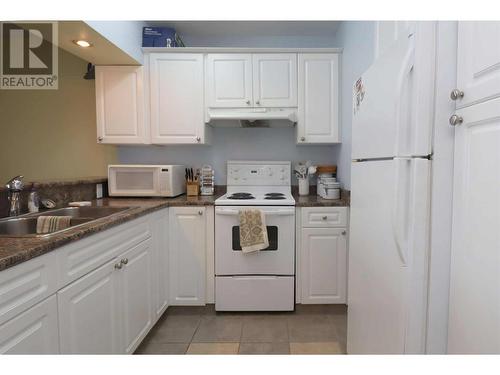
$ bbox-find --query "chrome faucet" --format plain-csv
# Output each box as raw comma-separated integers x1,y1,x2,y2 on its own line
5,175,24,216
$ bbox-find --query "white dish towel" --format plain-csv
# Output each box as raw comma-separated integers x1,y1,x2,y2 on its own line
238,209,269,253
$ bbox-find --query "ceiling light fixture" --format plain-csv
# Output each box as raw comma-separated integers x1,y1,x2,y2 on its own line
73,40,92,48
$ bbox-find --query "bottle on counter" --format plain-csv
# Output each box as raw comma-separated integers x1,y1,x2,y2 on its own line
28,186,40,213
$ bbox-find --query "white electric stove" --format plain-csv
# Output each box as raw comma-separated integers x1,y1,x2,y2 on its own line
215,161,296,311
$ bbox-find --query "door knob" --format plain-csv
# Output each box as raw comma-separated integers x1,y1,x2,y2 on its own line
449,114,463,126
450,89,464,101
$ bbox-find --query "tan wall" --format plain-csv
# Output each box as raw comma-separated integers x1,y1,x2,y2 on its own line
0,48,117,183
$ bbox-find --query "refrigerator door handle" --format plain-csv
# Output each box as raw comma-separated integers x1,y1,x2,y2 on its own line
392,157,410,266
394,37,415,156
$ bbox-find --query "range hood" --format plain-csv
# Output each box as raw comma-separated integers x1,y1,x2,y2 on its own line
206,107,297,127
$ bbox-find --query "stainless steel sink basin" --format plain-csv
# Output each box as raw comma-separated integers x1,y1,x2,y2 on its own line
0,206,134,237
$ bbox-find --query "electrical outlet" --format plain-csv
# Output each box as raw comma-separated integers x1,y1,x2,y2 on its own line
96,183,103,199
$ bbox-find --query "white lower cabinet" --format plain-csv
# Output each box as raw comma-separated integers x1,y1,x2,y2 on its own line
300,227,347,304
57,258,122,354
57,240,155,355
169,206,207,305
150,210,169,319
0,295,59,354
0,205,213,354
297,207,348,304
120,239,153,354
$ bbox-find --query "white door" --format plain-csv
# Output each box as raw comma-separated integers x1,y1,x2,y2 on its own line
149,53,205,144
300,227,347,304
456,21,500,108
169,207,206,305
252,54,297,107
95,66,146,144
447,97,500,354
297,53,340,144
119,239,153,354
206,54,253,107
58,259,122,354
0,296,59,354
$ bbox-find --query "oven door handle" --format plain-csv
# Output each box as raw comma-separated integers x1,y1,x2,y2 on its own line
215,207,295,216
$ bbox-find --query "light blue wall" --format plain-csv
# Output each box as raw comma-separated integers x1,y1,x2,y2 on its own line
85,21,147,64
331,21,377,189
117,21,376,189
118,127,337,185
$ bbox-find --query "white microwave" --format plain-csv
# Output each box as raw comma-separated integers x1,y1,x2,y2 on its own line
108,164,186,197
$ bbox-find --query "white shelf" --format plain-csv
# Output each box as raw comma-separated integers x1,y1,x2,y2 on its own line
142,47,343,54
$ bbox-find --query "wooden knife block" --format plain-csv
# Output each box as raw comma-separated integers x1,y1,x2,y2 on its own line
186,181,199,196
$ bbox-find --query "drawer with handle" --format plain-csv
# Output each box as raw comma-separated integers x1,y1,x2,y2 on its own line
301,207,348,228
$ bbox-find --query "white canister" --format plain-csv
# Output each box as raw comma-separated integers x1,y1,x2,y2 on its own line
298,178,310,196
318,180,341,200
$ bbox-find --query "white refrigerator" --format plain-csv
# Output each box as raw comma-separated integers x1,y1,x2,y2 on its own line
347,24,436,354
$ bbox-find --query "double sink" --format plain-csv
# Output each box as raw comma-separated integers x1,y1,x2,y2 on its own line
0,206,134,237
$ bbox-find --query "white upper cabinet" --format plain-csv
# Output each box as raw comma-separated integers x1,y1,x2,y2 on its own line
456,21,500,108
149,53,207,144
252,54,297,107
206,54,253,107
95,66,147,144
297,53,340,144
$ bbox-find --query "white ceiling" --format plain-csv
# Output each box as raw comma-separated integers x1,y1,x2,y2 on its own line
148,21,341,38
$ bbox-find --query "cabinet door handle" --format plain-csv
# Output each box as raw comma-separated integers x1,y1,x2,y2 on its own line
322,216,328,220
114,263,123,270
97,136,103,142
450,89,464,101
120,258,128,265
198,210,203,215
341,230,347,235
300,136,305,142
195,136,201,142
256,100,260,105
246,100,251,105
449,115,463,126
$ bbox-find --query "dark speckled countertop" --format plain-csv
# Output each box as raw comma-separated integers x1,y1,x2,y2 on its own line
0,192,223,272
293,188,350,207
0,187,349,272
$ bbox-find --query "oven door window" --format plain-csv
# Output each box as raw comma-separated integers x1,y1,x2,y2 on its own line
232,226,278,251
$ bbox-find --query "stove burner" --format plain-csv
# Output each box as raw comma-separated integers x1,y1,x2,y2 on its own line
227,192,255,200
264,196,286,200
265,193,285,197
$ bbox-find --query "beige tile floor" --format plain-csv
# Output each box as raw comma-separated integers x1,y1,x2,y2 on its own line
135,304,347,355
